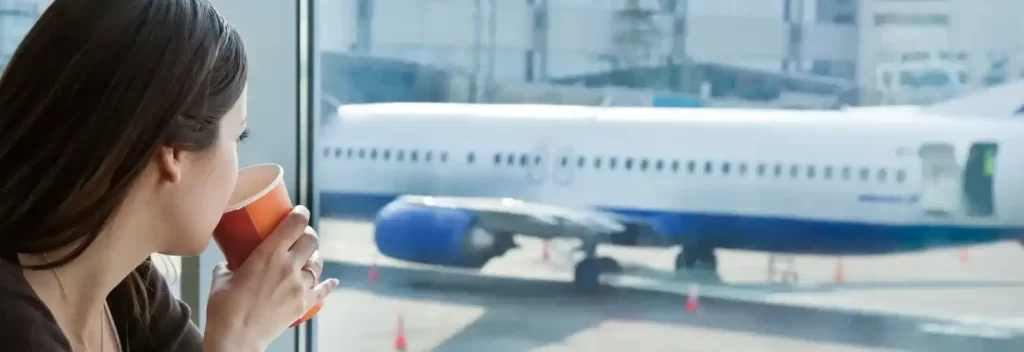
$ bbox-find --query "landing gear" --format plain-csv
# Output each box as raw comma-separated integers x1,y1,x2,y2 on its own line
573,240,620,293
675,242,720,282
766,255,799,284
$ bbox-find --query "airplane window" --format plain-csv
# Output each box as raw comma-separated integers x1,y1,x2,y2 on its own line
410,150,419,162
332,148,340,158
757,164,766,177
493,153,500,165
824,166,833,180
396,150,405,161
789,165,799,178
687,161,696,174
358,148,366,159
440,151,448,163
738,163,747,176
345,148,354,158
382,149,391,161
518,154,528,167
877,169,887,183
370,149,378,160
670,160,679,172
624,158,634,171
577,156,585,168
424,151,433,162
721,162,730,175
533,155,542,165
560,156,569,167
704,161,712,174
594,157,602,169
609,157,618,170
773,164,782,177
640,159,649,171
896,169,906,183
323,148,331,157
467,152,476,164
506,153,515,166
840,167,851,180
655,159,663,172
806,165,815,179
859,167,870,181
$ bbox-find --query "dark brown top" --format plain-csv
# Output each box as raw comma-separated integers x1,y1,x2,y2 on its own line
0,254,204,351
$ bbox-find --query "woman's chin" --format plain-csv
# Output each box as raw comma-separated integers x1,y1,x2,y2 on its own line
160,235,213,257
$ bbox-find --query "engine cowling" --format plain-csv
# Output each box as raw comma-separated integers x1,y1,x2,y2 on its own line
373,200,498,268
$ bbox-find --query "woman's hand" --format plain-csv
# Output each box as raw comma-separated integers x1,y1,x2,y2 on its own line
203,205,339,351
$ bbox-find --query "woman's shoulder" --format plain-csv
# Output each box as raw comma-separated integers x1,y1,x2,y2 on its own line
0,256,72,350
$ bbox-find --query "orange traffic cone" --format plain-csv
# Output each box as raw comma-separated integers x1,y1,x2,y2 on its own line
685,284,700,312
542,239,550,261
394,314,407,351
834,258,844,284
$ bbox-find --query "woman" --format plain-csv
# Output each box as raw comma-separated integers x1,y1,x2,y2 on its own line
0,0,338,351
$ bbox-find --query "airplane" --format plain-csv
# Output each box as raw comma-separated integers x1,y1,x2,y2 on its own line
316,102,1024,292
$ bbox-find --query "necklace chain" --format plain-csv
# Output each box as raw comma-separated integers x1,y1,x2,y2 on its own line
42,253,104,352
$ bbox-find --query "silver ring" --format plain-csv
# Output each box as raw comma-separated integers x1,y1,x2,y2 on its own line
301,265,319,288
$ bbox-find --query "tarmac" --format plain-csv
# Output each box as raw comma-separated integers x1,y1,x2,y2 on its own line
308,219,1024,351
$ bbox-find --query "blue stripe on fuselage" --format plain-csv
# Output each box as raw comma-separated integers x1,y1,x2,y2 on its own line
319,191,1020,255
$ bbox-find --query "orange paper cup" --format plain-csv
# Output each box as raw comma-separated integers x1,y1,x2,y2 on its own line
213,163,323,327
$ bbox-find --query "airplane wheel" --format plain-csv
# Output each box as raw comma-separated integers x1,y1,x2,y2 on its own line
574,258,601,293
597,256,622,273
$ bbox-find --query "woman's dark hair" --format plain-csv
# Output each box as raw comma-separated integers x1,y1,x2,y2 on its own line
0,0,247,324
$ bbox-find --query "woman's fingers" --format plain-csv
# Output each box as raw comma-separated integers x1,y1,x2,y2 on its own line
251,206,311,260
306,278,340,310
288,226,319,265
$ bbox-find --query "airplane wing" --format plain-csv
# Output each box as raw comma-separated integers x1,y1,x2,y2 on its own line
392,195,629,241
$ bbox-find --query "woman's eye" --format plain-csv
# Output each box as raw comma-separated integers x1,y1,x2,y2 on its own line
238,129,249,142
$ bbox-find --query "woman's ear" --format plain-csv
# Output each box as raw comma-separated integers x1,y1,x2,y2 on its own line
154,146,183,184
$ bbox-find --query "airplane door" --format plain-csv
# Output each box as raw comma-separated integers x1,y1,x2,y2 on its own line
918,143,962,215
552,145,575,186
527,143,549,184
963,142,998,217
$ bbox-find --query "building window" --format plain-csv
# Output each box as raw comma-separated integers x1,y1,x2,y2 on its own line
874,13,949,26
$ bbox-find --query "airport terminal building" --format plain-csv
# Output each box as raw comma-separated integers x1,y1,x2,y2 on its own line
315,0,1024,107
